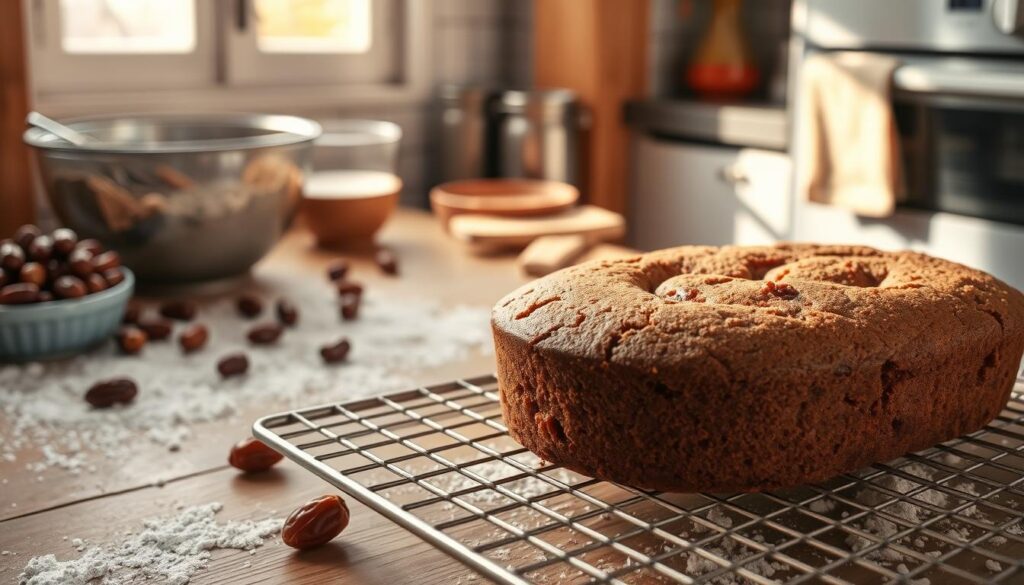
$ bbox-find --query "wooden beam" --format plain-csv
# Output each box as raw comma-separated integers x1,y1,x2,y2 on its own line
0,0,35,234
533,0,649,217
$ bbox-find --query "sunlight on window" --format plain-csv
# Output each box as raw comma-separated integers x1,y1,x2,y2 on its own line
254,0,372,54
59,0,196,54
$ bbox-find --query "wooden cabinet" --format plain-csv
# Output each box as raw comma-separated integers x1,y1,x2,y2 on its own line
628,134,791,250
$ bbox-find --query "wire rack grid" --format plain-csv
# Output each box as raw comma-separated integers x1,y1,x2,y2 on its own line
254,372,1024,585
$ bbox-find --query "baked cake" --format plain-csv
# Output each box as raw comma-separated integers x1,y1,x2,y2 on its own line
491,244,1024,492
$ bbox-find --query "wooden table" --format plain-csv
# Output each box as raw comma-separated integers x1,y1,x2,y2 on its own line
0,208,634,584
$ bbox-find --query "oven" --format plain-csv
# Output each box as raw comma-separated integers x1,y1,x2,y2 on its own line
792,0,1024,289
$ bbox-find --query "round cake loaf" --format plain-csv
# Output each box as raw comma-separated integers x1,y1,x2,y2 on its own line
492,244,1024,492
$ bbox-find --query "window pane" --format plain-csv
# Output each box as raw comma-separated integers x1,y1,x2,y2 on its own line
59,0,196,54
254,0,372,54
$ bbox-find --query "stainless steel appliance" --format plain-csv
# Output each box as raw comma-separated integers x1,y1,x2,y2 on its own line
438,87,583,187
792,0,1024,289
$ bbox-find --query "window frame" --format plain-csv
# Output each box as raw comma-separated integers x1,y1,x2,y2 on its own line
28,0,432,117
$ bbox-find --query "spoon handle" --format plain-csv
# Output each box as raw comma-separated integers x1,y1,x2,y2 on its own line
26,111,92,146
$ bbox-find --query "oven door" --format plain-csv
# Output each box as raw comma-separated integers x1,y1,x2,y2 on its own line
894,60,1024,225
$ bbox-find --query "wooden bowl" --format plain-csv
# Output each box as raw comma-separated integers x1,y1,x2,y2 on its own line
301,171,401,248
430,179,579,227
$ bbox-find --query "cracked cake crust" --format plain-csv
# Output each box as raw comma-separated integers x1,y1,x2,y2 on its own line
491,244,1024,492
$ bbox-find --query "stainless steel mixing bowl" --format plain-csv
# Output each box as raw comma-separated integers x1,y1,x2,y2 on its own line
24,113,321,284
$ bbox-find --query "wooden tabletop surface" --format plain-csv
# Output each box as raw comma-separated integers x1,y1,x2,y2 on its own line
0,208,635,585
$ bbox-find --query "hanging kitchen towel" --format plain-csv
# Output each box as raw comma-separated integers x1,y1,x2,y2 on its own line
797,51,903,217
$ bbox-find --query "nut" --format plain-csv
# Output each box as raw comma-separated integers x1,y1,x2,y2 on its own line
116,326,147,354
281,495,350,550
335,280,363,298
236,293,263,318
227,437,282,472
178,323,209,353
320,338,351,364
217,353,249,378
75,239,103,256
276,298,299,327
85,377,138,408
247,323,283,345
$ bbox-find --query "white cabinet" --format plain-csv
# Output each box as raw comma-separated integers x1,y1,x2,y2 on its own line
628,134,792,251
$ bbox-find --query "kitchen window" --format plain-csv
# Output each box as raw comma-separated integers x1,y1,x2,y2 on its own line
28,0,429,116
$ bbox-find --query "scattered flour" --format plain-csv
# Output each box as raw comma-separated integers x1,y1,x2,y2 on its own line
0,282,491,477
18,503,281,585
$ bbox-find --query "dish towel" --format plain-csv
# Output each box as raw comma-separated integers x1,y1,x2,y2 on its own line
797,51,903,217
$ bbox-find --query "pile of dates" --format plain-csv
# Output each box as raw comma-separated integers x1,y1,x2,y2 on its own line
0,224,124,305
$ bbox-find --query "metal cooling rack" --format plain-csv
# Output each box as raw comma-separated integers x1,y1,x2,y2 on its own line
254,372,1024,584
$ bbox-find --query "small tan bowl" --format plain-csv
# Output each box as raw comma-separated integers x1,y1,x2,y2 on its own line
430,179,579,228
301,171,401,248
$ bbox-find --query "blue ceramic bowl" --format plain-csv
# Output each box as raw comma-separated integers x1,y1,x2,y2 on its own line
0,268,134,362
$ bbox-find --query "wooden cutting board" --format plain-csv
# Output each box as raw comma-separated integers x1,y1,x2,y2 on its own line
448,205,626,250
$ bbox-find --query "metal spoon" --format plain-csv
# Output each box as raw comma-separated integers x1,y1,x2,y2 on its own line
26,111,92,146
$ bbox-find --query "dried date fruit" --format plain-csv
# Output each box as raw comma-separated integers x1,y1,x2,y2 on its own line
27,235,53,263
236,293,263,318
375,248,398,275
102,268,125,287
137,318,173,341
217,353,249,378
326,259,350,281
160,300,197,321
86,273,108,294
247,322,283,345
19,262,46,287
281,495,350,550
116,326,147,354
37,290,53,303
53,275,87,299
319,338,350,364
0,283,39,305
227,437,282,472
1,241,25,272
13,224,40,250
51,228,78,257
75,239,103,256
91,250,121,273
0,272,7,288
85,377,138,408
68,248,95,278
178,323,209,353
276,298,298,326
336,280,363,299
340,296,359,320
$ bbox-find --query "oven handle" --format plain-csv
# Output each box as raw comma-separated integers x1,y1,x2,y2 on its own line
894,64,1024,100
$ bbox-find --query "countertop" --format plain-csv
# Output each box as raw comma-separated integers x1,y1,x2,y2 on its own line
0,208,634,584
624,99,789,151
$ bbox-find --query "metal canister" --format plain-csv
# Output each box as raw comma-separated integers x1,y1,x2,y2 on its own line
438,85,493,182
493,89,583,187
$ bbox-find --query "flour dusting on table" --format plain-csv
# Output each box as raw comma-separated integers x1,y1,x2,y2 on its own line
18,503,281,585
0,284,491,475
